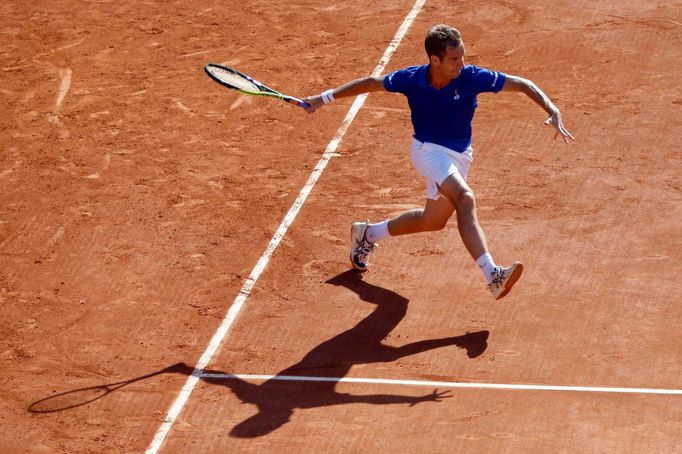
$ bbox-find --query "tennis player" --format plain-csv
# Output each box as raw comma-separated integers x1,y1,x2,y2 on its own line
304,24,574,300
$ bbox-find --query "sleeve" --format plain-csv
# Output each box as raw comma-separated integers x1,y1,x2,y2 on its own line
468,65,506,94
383,67,413,94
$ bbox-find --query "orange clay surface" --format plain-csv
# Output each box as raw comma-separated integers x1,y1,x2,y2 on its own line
1,0,681,452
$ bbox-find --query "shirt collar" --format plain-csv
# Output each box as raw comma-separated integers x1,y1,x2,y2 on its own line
419,64,464,89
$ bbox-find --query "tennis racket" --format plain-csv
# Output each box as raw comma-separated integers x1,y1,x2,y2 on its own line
204,64,310,108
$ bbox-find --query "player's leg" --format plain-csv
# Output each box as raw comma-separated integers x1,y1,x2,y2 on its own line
436,172,487,260
349,197,453,272
437,173,523,299
384,196,454,236
350,140,454,271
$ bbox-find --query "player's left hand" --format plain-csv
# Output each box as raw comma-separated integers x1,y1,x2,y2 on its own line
545,109,575,144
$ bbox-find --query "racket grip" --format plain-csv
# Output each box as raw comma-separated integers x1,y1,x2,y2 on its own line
284,96,310,109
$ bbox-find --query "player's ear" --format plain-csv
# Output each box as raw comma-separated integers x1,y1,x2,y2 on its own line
429,54,440,65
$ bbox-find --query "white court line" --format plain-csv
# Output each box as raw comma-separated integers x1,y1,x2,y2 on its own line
145,1,426,452
200,373,682,396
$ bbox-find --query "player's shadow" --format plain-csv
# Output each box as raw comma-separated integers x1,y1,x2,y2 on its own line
204,269,489,438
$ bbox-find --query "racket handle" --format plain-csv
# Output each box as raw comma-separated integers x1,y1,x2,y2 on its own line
285,97,311,109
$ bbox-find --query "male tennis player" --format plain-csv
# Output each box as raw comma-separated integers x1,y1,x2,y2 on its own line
304,24,574,300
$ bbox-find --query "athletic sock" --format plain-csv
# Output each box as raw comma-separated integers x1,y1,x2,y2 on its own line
365,220,390,243
476,252,497,284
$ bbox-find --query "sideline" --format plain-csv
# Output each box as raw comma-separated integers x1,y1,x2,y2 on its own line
145,1,427,452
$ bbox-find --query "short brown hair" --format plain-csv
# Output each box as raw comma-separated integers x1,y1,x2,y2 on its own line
425,24,462,59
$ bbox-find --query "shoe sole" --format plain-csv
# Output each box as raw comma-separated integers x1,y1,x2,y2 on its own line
350,257,368,272
496,262,523,300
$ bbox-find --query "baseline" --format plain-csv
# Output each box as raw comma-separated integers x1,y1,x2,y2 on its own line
200,373,682,396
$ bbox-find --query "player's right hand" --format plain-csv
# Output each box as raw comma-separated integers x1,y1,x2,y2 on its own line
302,95,324,114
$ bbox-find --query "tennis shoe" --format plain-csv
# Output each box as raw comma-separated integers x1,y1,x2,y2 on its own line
488,262,523,300
350,221,377,272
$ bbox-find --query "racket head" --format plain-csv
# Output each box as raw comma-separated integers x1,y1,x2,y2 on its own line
204,64,270,95
204,64,310,108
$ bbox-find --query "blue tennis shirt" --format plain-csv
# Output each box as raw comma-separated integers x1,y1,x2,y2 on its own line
384,64,506,152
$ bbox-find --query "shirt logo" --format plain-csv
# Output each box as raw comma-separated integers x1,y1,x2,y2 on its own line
453,89,460,101
491,72,499,87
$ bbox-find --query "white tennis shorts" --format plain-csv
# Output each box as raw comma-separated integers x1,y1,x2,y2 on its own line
410,138,473,200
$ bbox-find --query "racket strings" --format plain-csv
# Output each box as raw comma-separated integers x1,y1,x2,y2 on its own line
209,67,261,93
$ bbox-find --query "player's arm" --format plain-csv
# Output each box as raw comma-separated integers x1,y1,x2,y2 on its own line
304,76,386,113
502,74,575,143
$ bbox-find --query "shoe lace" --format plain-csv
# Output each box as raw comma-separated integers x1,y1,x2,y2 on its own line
354,239,377,262
489,267,505,287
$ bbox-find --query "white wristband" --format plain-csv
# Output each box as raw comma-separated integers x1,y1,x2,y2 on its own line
321,89,335,104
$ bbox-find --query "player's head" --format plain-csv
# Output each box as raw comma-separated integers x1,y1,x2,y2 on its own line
425,24,465,79
425,24,463,61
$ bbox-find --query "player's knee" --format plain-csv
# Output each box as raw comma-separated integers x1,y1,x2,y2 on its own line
454,190,476,213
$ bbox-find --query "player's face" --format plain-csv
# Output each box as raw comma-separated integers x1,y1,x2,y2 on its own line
433,43,466,79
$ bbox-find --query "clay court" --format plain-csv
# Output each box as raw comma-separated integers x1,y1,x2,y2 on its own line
1,0,681,452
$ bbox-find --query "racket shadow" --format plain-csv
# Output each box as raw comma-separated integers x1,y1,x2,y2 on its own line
28,362,195,414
